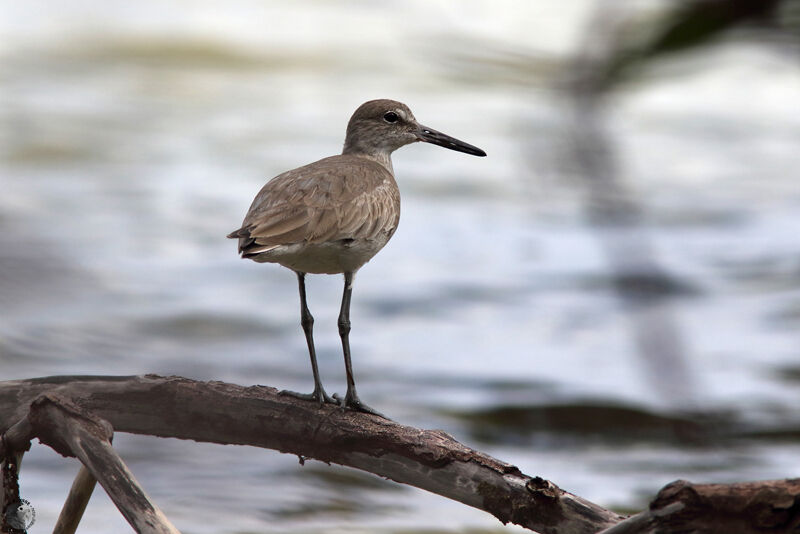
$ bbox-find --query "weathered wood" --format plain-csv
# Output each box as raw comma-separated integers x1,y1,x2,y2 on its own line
3,375,800,534
0,375,622,534
596,503,685,534
0,415,32,534
0,418,32,459
599,479,800,534
653,479,800,533
1,452,26,534
25,394,179,534
53,466,97,534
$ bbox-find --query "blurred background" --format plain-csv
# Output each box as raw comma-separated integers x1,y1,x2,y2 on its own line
2,0,800,532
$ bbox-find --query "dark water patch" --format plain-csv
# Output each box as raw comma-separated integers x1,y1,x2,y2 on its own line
443,401,731,447
647,207,749,228
363,283,526,319
270,498,361,519
440,283,526,306
0,324,132,372
774,364,800,383
714,254,800,291
389,372,560,409
415,374,556,394
3,141,99,165
573,271,701,300
766,300,800,328
133,312,281,341
479,377,556,392
738,425,800,443
617,448,757,475
291,464,406,493
362,294,446,319
59,38,345,72
0,240,102,312
434,38,562,88
270,496,397,520
0,339,53,366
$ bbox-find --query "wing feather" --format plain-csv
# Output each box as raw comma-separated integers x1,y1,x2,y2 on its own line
228,155,400,256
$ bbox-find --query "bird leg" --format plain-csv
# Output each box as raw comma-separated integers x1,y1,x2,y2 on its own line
334,271,384,417
281,272,336,405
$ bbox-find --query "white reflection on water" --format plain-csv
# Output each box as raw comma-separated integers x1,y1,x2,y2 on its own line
2,1,800,532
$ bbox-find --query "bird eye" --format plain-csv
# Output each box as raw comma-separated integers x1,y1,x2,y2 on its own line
383,111,399,123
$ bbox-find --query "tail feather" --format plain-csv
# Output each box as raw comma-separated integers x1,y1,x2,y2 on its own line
227,227,256,255
227,227,248,239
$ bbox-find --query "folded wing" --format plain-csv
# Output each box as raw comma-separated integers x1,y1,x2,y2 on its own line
227,155,400,258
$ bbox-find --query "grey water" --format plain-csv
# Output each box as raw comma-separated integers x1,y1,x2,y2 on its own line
2,1,800,532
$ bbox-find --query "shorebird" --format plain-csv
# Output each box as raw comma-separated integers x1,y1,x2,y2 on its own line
228,99,486,415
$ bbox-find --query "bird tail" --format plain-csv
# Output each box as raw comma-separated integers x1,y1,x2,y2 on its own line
226,228,248,239
226,227,255,255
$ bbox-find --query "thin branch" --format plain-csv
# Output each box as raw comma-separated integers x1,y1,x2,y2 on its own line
53,466,97,534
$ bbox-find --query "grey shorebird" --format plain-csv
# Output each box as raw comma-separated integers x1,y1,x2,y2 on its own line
228,99,486,415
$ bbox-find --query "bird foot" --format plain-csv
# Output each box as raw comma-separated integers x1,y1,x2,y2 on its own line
332,392,386,418
280,387,337,406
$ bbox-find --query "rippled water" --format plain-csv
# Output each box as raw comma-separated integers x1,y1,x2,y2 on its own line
3,1,800,532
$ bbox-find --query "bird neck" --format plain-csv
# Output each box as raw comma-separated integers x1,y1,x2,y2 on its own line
341,147,394,174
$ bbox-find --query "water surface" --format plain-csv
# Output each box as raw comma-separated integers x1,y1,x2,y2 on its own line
2,1,800,532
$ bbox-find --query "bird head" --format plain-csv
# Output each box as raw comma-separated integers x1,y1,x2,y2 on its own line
343,99,486,158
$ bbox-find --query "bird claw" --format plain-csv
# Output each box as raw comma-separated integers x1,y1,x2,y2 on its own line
280,388,337,406
332,392,386,418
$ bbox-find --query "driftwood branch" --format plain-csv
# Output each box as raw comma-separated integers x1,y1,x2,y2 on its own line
0,374,621,534
600,479,800,534
3,375,800,534
53,465,97,534
25,393,179,534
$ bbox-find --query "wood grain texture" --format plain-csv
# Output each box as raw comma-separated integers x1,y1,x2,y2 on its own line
1,375,621,534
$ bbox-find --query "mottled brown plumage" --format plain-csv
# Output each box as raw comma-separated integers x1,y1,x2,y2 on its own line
227,99,486,415
228,155,400,274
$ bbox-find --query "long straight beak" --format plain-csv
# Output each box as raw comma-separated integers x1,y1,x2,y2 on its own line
416,125,487,157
